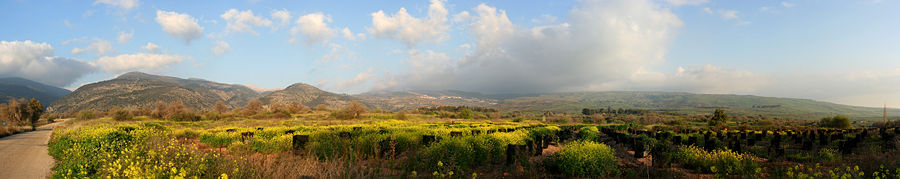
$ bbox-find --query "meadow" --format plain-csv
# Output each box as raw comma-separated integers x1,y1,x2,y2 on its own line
45,106,900,178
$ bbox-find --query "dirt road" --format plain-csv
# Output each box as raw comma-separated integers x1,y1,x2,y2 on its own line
0,121,63,178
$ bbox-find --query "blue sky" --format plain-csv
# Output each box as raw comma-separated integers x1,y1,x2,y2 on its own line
1,0,898,107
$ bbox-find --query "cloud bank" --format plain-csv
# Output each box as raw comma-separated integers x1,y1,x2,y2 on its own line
0,40,96,87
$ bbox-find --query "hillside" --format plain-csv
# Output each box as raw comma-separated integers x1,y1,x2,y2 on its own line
0,77,71,104
49,72,260,113
496,91,900,120
357,90,500,111
259,83,357,109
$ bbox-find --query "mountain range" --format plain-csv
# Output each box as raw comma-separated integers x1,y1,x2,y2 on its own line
1,72,895,120
0,77,71,104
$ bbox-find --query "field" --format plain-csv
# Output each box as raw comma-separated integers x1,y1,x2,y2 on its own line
45,109,900,178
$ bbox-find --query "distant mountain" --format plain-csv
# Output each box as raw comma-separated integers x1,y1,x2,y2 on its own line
259,83,358,109
49,72,260,113
497,91,900,120
0,77,71,104
357,90,501,111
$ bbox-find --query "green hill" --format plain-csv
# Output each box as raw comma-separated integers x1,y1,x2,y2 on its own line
496,91,900,121
259,83,358,109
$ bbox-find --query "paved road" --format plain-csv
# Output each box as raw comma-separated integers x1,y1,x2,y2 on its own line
0,121,64,178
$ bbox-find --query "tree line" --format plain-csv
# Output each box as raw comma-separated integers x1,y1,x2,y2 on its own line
0,98,44,131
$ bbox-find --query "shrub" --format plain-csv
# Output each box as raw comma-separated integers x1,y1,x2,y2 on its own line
576,126,600,142
111,108,133,121
457,109,473,119
77,110,96,120
545,141,618,177
422,136,504,172
673,145,759,175
819,115,851,129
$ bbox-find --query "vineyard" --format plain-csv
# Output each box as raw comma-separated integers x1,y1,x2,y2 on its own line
47,112,900,178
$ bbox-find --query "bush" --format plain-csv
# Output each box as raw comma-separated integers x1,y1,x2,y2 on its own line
819,115,851,129
673,145,759,175
545,141,618,177
422,136,504,172
576,126,600,142
77,110,96,120
111,108,133,121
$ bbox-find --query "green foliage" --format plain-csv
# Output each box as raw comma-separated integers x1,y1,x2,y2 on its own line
422,135,504,171
545,141,618,177
576,126,600,142
111,108,133,121
708,109,730,127
77,110,96,120
673,145,759,175
457,109,474,119
819,115,851,129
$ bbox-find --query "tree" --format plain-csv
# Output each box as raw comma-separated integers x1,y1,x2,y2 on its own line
214,101,228,113
457,108,474,119
315,104,329,111
819,115,851,129
288,101,310,114
110,107,132,121
153,101,168,119
26,98,43,131
242,99,263,116
345,101,367,119
708,109,730,127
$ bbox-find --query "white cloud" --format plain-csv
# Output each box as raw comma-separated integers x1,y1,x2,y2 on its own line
0,40,96,87
96,53,187,73
382,0,683,93
367,0,449,46
703,7,713,14
318,43,353,63
141,42,160,53
291,12,336,45
341,28,356,41
336,71,376,91
781,2,795,8
760,6,771,12
270,9,291,28
718,9,739,19
94,0,138,12
212,41,231,56
118,30,133,43
71,39,116,57
64,20,76,29
155,10,204,44
221,9,272,35
665,0,708,6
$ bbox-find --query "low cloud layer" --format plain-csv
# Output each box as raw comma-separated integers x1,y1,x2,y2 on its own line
0,40,96,87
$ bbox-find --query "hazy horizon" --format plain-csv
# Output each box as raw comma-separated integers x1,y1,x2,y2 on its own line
1,0,898,108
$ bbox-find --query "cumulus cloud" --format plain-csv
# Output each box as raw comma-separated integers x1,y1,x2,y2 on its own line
71,39,116,57
291,12,335,45
221,9,272,35
381,0,682,93
212,41,231,56
118,30,133,43
94,0,138,12
0,40,96,87
155,10,204,44
141,42,161,53
270,9,291,28
367,0,449,46
665,0,709,6
96,53,187,73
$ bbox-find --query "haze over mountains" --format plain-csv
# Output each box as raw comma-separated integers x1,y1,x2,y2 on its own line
0,72,874,120
0,77,71,104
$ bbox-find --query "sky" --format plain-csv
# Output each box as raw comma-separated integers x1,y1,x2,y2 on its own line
1,0,899,108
